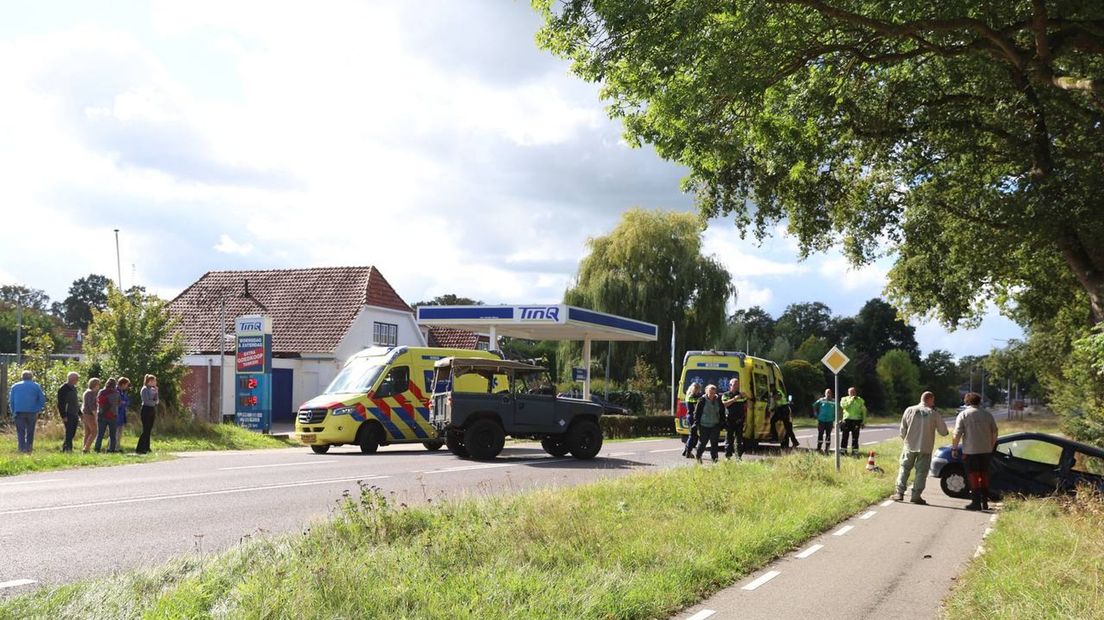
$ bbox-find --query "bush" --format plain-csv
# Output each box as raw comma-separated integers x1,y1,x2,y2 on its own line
600,414,676,439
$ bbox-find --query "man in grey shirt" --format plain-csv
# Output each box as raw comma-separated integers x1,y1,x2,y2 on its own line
894,391,949,504
952,392,998,510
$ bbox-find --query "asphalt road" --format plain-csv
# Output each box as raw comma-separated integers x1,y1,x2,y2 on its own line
0,419,919,598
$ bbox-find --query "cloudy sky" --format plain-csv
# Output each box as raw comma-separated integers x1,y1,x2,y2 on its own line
1,0,1021,358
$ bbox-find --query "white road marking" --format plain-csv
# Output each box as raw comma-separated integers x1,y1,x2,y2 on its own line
421,457,573,475
832,525,854,536
218,460,336,471
982,527,993,539
0,479,62,488
795,544,824,559
0,579,36,589
651,448,686,453
879,500,894,507
862,441,879,445
795,434,815,439
973,545,985,558
742,570,781,590
685,610,716,620
628,439,666,444
606,452,635,457
990,514,998,523
0,475,390,516
859,511,877,520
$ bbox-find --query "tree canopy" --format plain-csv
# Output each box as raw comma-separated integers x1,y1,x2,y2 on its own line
564,208,734,381
62,274,111,330
537,1,1104,326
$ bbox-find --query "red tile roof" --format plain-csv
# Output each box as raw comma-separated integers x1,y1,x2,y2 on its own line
169,266,410,355
426,327,485,349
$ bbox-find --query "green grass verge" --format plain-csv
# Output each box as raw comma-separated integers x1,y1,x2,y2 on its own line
942,492,1104,619
0,417,294,477
0,442,901,619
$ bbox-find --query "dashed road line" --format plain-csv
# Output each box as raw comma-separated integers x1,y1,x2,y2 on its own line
0,579,36,590
861,440,879,445
742,570,781,590
795,544,824,559
982,527,993,539
879,499,894,507
420,457,573,475
219,460,336,471
859,510,877,520
650,448,685,453
0,475,391,516
606,452,635,457
832,525,854,536
684,610,716,620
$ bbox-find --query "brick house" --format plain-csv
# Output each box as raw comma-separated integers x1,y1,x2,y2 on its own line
168,266,425,423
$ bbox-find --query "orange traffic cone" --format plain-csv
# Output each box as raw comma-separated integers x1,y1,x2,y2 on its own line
866,451,883,474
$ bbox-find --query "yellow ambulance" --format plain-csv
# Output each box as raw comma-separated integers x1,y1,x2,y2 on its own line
675,350,788,447
296,346,501,454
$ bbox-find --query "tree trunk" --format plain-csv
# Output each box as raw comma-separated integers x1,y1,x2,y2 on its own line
1056,229,1104,324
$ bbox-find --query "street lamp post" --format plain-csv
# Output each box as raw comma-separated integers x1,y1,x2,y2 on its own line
114,229,122,290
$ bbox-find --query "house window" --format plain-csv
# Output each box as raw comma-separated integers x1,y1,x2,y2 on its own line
373,322,398,347
476,340,490,351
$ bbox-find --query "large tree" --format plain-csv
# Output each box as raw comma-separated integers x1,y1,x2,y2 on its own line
62,274,111,330
538,1,1104,326
564,208,734,384
774,301,835,347
0,285,51,312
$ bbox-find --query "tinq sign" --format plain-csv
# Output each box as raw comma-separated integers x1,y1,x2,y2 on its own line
235,315,273,432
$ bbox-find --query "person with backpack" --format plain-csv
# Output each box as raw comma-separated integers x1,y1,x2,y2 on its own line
94,378,120,453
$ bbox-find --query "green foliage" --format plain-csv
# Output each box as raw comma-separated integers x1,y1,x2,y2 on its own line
537,1,1104,326
413,293,482,308
920,349,960,407
876,349,922,414
781,359,823,414
600,414,675,438
564,209,734,385
0,285,51,312
62,274,111,330
84,288,186,412
794,335,830,365
1052,327,1104,445
775,302,835,349
0,303,65,354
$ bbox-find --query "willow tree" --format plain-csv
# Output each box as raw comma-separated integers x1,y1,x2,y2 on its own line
537,1,1104,327
564,209,734,384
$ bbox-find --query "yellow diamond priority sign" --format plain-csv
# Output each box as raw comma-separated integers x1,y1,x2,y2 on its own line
821,345,850,375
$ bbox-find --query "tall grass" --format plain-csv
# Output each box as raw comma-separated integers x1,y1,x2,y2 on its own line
942,491,1104,619
0,445,901,619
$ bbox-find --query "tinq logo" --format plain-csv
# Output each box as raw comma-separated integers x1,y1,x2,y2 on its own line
518,306,560,321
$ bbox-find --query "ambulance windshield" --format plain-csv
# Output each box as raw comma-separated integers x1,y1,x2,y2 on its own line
324,358,386,394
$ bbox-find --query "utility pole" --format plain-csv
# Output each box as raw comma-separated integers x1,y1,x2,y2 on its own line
219,297,226,423
114,229,122,290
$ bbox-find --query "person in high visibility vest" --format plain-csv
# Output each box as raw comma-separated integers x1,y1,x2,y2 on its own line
721,377,750,460
681,382,704,458
840,387,868,457
812,389,837,454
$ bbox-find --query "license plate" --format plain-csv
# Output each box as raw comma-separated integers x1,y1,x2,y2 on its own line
300,434,317,444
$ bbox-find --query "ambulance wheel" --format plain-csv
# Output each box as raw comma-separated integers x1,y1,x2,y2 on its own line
446,429,469,458
541,436,570,457
310,445,330,454
567,419,603,460
357,423,381,454
422,440,445,451
464,419,505,460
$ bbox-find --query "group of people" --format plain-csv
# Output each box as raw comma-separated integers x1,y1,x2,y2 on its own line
895,390,998,510
811,387,869,455
680,377,800,463
8,369,161,455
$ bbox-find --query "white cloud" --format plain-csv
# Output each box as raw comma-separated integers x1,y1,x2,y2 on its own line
214,234,254,256
817,256,890,292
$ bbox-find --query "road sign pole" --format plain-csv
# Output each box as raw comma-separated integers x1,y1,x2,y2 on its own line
834,372,841,472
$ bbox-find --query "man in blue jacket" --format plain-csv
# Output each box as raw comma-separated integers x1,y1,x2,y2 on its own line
9,370,46,453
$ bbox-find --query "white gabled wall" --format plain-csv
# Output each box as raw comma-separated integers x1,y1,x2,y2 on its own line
334,305,425,362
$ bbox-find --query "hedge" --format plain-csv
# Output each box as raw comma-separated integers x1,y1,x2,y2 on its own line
600,415,677,439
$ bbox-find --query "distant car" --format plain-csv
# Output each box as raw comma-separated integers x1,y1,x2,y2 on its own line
557,392,632,416
931,432,1104,499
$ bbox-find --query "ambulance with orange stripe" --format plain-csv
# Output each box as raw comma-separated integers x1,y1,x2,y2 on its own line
295,346,501,454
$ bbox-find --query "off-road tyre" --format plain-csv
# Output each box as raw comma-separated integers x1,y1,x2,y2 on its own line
541,435,570,457
422,439,445,451
310,444,330,454
464,419,506,460
445,429,470,458
567,419,603,460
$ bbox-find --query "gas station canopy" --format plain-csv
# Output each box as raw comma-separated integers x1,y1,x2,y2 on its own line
416,304,658,399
